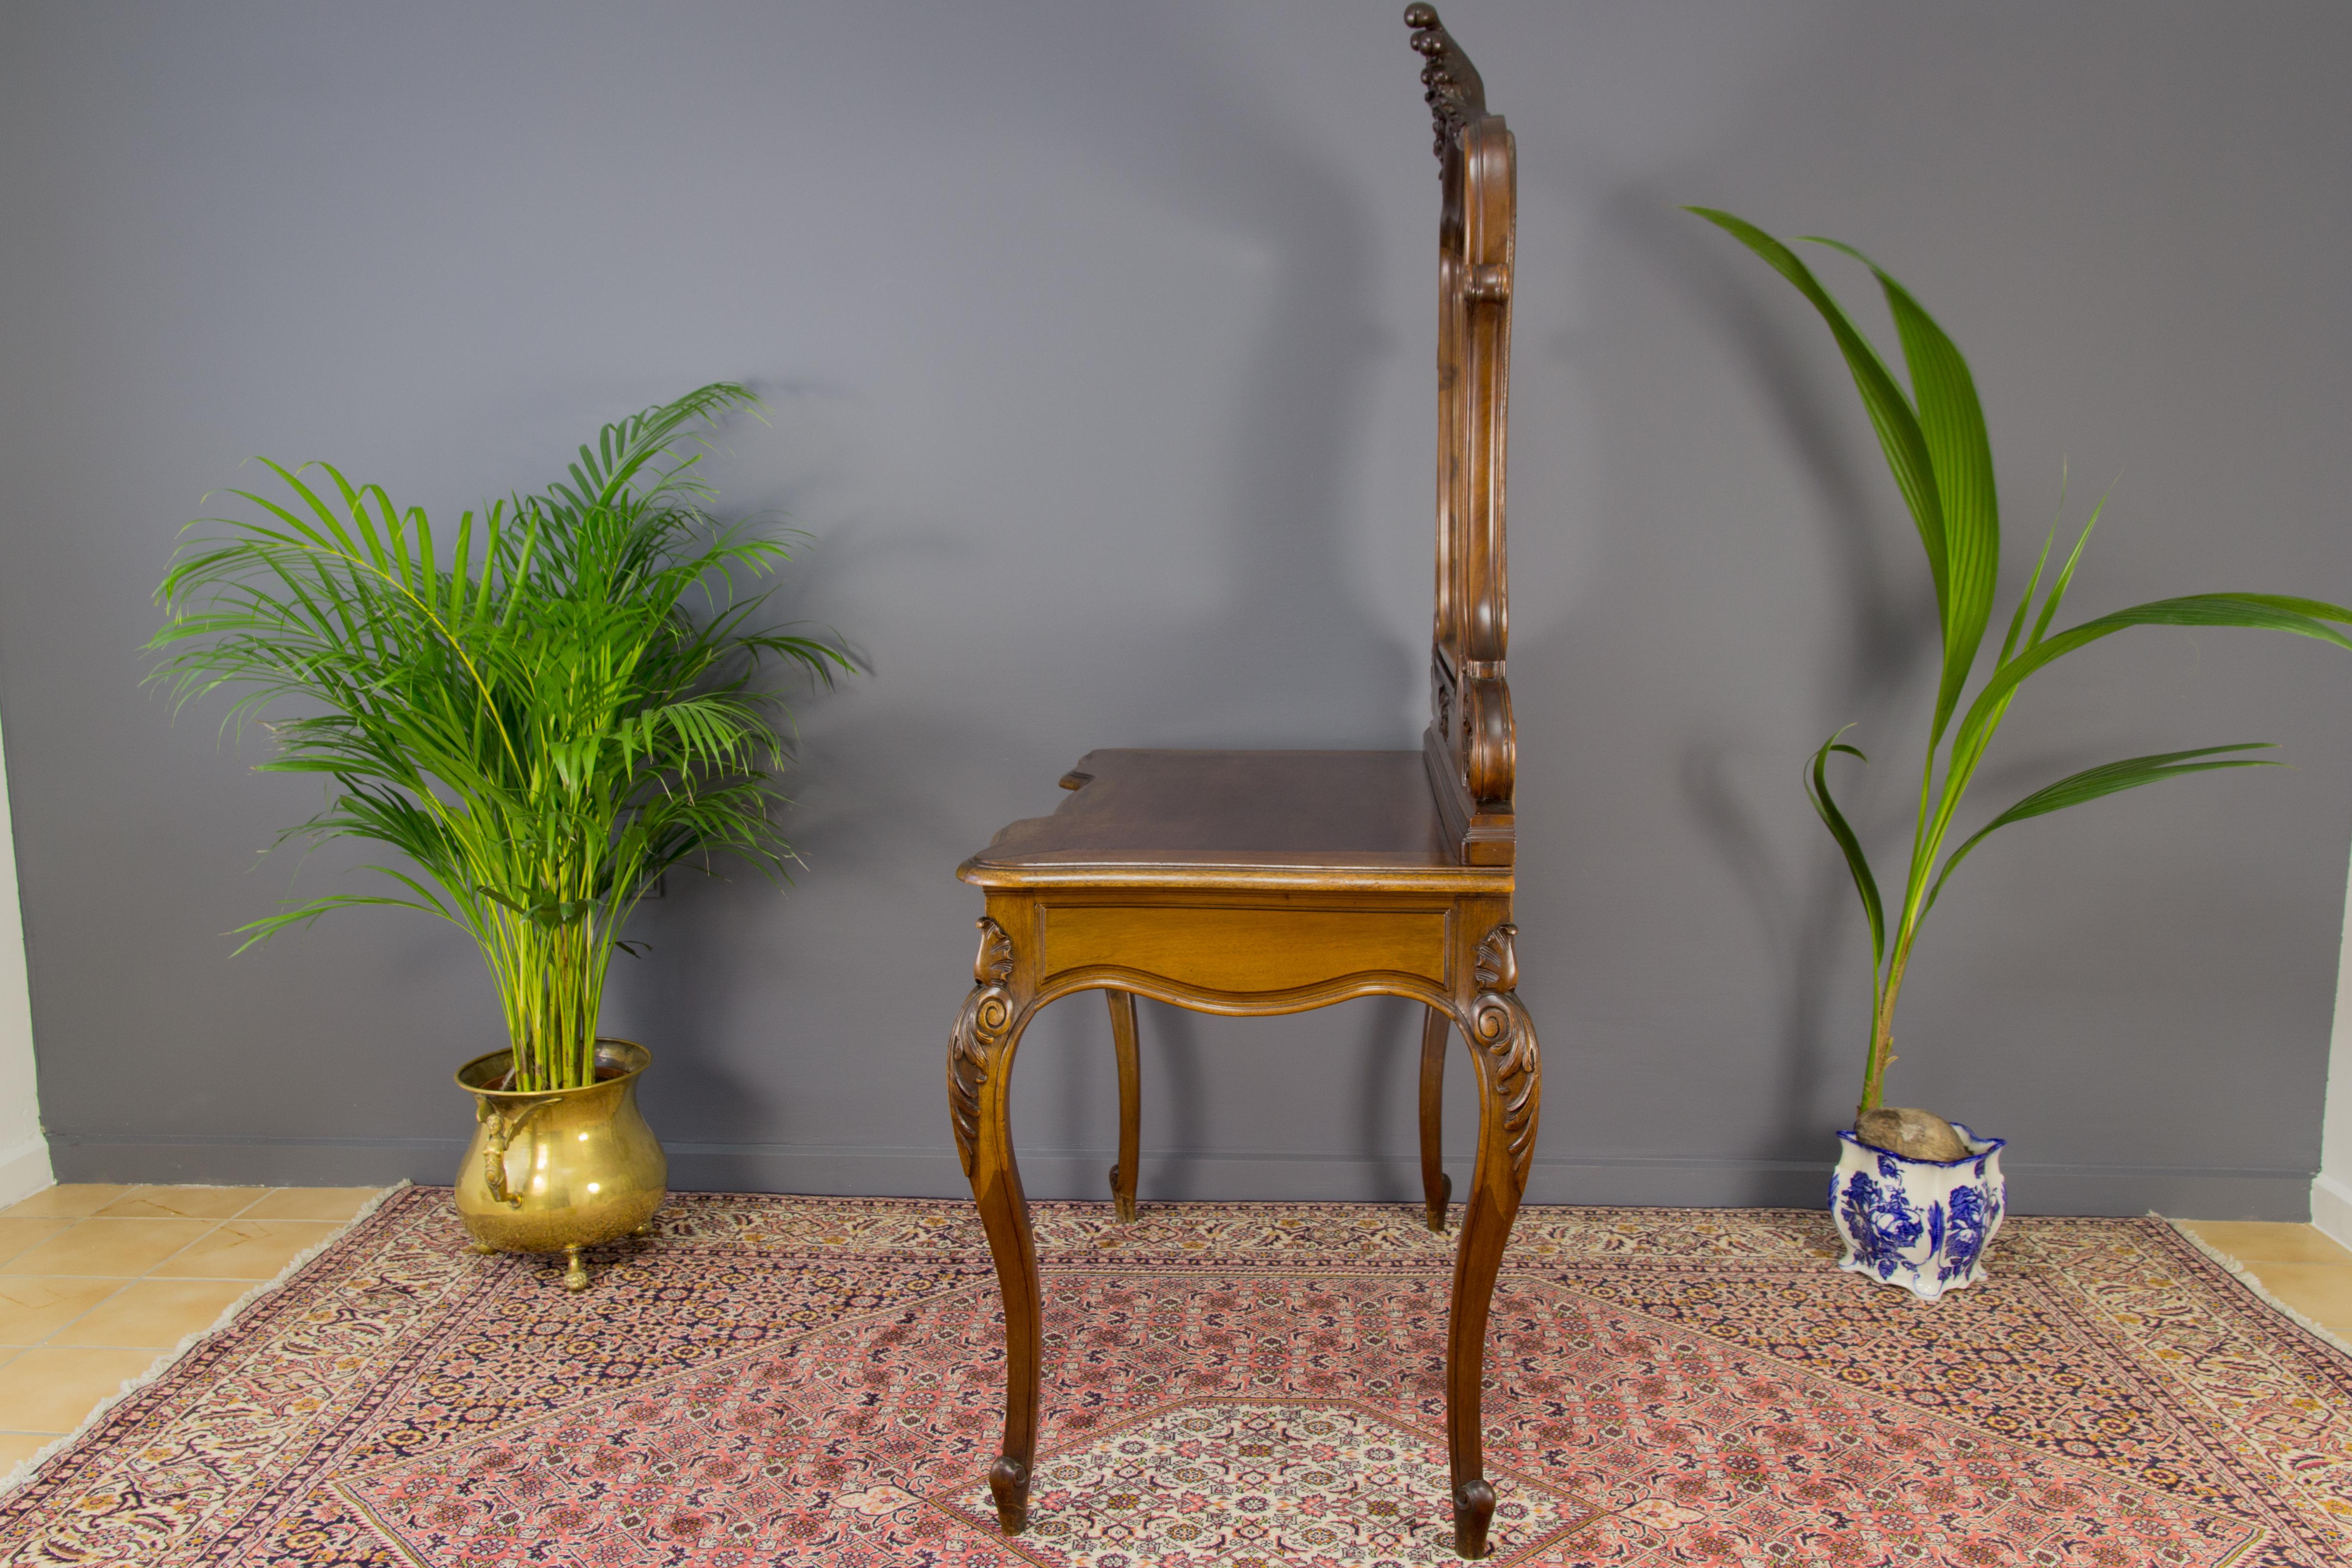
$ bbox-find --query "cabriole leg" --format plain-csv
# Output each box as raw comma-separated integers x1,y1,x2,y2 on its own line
1445,924,1540,1559
1419,1005,1453,1232
948,916,1041,1534
1106,990,1141,1222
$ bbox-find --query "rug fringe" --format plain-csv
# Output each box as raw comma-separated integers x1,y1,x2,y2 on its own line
2163,1214,2352,1355
0,1179,413,1500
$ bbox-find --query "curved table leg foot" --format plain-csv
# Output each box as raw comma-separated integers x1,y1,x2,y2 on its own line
1452,1478,1496,1559
988,1455,1032,1534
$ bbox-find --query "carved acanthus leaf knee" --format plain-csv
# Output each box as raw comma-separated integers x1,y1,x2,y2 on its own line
1468,922,1538,1188
949,917,1017,1176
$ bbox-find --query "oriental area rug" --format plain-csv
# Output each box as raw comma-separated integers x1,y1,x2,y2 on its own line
1,1191,2348,1567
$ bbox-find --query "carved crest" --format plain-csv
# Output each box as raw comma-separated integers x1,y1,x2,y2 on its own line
1405,4,1487,159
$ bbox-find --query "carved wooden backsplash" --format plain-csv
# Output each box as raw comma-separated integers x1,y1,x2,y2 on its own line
1412,6,1518,864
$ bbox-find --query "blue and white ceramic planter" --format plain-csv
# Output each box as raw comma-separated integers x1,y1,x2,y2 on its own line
1829,1124,2006,1301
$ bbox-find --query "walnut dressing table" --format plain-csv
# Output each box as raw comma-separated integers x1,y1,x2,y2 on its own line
945,9,1538,1558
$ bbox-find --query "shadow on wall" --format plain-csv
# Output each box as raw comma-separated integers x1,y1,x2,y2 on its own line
1497,180,1945,1205
963,11,1435,1195
1627,190,1938,1169
613,11,1443,1197
586,413,837,1143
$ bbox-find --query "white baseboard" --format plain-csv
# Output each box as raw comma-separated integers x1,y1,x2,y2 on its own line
2312,1172,2352,1252
0,1135,53,1209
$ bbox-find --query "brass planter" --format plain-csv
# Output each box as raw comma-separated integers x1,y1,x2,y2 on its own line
454,1037,666,1291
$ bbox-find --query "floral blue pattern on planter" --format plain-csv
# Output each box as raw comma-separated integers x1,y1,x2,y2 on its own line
1828,1123,2005,1301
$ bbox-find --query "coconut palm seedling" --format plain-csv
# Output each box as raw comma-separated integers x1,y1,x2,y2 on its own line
149,383,851,1092
1689,209,2352,1129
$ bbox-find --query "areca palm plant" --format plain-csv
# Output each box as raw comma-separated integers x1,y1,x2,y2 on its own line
150,383,849,1092
1690,210,2352,1127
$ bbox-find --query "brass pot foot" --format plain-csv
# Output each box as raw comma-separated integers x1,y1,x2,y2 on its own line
562,1243,591,1292
466,1241,500,1257
628,1221,656,1239
1452,1478,1495,1558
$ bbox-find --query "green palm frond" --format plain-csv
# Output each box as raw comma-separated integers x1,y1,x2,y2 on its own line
1922,744,2280,915
1691,210,2352,1122
1804,730,1884,980
149,383,855,1090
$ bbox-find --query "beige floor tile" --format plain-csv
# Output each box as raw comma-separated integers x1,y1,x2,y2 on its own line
2180,1220,2352,1267
149,1220,338,1281
48,1279,250,1350
95,1186,266,1221
0,1347,157,1434
1,1219,215,1278
0,1278,122,1348
2236,1262,2352,1335
0,1187,130,1220
237,1187,384,1222
0,1219,75,1269
0,1431,59,1464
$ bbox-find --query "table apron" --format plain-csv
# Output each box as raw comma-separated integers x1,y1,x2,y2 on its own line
1037,901,1452,995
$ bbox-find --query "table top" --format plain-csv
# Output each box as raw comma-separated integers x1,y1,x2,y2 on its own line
959,749,1513,892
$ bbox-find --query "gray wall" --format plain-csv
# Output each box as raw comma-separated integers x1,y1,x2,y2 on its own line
3,1,2348,1218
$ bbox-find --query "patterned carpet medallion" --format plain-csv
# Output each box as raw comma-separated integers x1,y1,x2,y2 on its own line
1,1192,2348,1567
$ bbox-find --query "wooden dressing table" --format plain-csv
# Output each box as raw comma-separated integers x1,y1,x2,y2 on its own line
946,8,1538,1557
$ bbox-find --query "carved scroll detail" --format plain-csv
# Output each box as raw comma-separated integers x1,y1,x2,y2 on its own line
1467,923,1537,1185
1461,674,1514,806
949,917,1017,1176
1461,264,1510,304
1405,4,1487,160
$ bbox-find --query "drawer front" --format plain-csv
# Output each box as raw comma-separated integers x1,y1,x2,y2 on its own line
1042,904,1448,993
